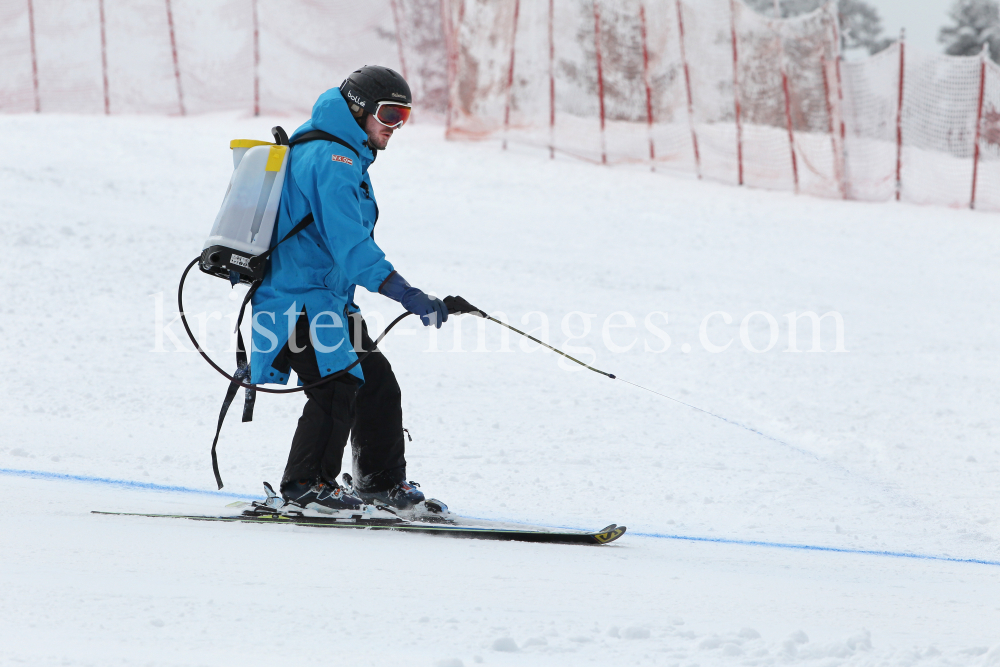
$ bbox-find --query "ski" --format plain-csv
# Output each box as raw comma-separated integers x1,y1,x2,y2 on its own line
90,507,627,545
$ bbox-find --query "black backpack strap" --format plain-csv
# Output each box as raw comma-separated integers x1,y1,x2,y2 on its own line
211,212,316,489
210,363,250,489
210,128,355,489
289,130,360,158
246,212,315,275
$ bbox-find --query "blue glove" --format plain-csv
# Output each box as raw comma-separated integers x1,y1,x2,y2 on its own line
378,271,449,329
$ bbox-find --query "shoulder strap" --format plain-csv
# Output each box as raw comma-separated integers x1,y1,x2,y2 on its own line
290,130,360,158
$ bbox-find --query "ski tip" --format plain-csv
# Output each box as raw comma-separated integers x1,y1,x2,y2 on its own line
593,524,626,544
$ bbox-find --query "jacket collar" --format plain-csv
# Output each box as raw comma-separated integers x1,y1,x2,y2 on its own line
290,88,375,167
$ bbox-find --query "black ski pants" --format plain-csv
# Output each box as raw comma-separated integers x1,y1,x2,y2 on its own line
278,310,406,494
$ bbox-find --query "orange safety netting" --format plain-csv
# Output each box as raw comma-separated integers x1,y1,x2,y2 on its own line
2,0,998,212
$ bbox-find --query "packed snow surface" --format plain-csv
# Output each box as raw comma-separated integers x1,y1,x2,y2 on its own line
2,113,1000,666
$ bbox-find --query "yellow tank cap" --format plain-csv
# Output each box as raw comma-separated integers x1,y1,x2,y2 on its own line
230,139,274,149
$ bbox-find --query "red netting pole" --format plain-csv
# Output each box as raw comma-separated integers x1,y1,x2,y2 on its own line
781,69,799,193
502,0,521,151
729,0,743,185
772,3,798,192
824,13,846,199
389,0,409,82
676,0,700,178
830,8,845,140
835,54,848,197
440,0,455,134
639,2,655,171
27,0,40,112
836,57,845,147
821,55,845,199
593,0,607,164
165,0,185,116
252,0,260,117
971,46,987,210
548,0,555,159
895,30,905,202
99,0,109,115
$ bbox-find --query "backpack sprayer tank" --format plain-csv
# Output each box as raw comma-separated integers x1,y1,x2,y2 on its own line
199,127,290,285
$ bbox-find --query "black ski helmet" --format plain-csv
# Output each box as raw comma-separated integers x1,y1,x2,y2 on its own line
340,66,412,119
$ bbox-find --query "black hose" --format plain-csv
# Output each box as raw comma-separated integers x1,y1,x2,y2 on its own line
177,257,410,393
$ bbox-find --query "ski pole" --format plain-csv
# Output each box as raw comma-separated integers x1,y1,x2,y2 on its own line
441,295,615,378
484,316,617,379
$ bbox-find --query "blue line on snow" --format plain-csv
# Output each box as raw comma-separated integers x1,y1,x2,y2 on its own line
630,530,1000,568
4,467,998,567
0,467,257,500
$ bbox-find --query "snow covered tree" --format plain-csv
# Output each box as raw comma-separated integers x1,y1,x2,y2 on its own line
938,0,1000,63
837,0,894,54
745,0,826,17
565,2,679,122
744,0,893,54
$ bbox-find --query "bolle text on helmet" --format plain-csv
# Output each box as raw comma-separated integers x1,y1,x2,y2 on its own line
347,90,365,108
391,92,406,99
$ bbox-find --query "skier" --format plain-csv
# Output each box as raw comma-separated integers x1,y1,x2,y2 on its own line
249,66,449,513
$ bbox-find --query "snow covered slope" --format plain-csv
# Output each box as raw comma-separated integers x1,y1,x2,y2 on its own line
1,112,1000,665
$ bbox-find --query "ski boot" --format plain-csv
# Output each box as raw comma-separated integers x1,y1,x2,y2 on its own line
281,478,364,514
342,473,449,518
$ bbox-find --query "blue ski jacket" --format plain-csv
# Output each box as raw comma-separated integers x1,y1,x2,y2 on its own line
250,88,394,386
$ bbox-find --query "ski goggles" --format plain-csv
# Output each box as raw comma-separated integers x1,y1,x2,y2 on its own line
373,101,412,129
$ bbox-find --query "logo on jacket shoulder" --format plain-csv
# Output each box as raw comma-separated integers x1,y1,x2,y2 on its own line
332,154,354,166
